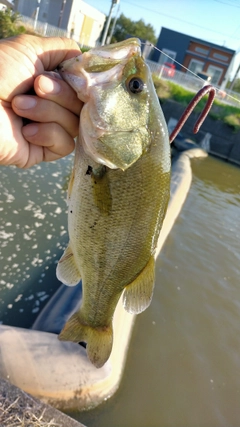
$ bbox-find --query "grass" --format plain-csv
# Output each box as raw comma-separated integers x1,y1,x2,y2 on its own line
0,395,62,427
223,113,240,132
152,74,240,132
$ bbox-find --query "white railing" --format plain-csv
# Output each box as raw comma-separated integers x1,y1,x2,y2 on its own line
19,15,90,50
20,15,69,38
17,16,240,109
146,59,240,109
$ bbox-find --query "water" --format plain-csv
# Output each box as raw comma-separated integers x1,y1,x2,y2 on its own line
72,156,240,427
1,154,240,426
0,156,72,327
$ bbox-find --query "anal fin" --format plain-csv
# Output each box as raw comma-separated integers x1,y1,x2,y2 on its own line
123,255,155,314
56,243,81,286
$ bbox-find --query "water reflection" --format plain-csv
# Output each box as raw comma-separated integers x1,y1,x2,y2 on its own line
192,156,240,196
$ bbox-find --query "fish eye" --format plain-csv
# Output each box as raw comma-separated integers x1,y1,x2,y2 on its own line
128,77,144,94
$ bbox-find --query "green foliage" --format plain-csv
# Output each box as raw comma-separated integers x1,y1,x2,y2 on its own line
81,47,90,53
151,74,171,99
226,78,240,93
0,8,26,39
153,74,240,132
154,75,198,106
109,13,156,45
206,101,240,131
166,82,196,106
223,114,240,132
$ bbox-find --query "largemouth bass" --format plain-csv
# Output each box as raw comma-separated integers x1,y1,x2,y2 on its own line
56,38,171,368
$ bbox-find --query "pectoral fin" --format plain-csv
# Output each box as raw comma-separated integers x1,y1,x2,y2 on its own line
67,169,75,201
123,255,155,314
56,243,81,286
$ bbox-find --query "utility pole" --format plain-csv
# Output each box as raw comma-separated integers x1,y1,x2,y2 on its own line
229,62,240,91
106,2,120,44
101,0,119,46
34,0,41,31
58,0,66,28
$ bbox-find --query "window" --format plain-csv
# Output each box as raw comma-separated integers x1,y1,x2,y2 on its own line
212,52,228,62
158,49,176,65
207,65,223,85
188,59,204,74
195,46,209,55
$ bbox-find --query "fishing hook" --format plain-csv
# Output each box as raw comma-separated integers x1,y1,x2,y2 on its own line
169,85,216,143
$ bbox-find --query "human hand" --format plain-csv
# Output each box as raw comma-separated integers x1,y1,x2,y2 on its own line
0,35,83,168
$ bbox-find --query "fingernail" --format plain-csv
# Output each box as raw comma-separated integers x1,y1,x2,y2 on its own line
39,75,61,94
14,96,37,109
22,124,38,137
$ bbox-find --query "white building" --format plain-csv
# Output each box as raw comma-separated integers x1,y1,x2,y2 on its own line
14,0,106,47
0,0,13,8
69,1,105,46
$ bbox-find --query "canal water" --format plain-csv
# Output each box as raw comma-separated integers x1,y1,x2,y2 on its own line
1,154,240,427
0,156,72,327
73,156,240,427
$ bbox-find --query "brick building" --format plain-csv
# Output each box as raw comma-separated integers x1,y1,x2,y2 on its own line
151,27,235,86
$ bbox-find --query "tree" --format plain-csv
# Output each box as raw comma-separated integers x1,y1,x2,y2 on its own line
226,78,240,93
0,8,26,39
106,13,157,45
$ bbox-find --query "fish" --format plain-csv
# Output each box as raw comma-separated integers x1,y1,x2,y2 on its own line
56,38,171,368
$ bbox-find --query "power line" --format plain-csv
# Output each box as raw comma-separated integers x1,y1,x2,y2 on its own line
121,0,240,40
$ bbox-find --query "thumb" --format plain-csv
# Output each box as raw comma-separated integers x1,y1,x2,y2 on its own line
0,35,81,101
31,35,81,70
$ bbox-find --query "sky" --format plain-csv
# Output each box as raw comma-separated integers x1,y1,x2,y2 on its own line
84,0,240,76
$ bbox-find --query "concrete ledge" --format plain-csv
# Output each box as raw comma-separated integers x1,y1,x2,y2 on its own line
0,151,200,412
0,294,135,411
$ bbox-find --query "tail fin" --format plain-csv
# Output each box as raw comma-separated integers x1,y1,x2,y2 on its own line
58,313,113,368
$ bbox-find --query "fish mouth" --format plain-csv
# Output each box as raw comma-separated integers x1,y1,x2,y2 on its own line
58,38,142,95
85,38,141,61
59,37,141,71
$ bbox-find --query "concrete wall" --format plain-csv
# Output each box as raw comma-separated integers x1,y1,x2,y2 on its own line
162,99,240,166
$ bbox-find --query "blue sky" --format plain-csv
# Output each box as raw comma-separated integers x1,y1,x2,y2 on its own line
85,0,240,76
85,0,240,51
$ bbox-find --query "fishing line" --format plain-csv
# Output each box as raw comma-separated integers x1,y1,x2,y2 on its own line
142,42,240,105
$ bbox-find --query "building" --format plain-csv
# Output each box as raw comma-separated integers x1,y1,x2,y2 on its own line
14,0,106,47
0,0,13,8
151,27,235,87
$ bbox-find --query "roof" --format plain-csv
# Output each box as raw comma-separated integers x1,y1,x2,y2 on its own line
161,27,236,55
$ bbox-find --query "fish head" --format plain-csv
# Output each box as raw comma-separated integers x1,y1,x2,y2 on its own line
59,38,162,170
